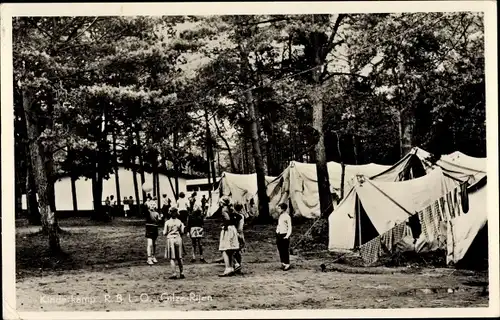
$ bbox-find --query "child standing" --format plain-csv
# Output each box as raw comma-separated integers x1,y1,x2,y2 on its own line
177,192,189,225
276,203,292,271
232,203,245,273
187,204,206,263
161,194,170,222
123,197,130,217
201,195,208,215
163,207,186,279
218,197,240,277
145,197,161,265
188,192,197,213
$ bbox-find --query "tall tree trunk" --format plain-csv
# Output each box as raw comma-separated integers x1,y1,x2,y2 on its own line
152,164,157,198
312,64,333,218
91,171,103,219
164,155,178,200
26,164,41,224
213,116,237,172
336,132,345,201
246,90,270,222
71,176,78,213
217,150,222,175
153,157,160,208
352,134,358,165
135,126,146,202
15,171,22,218
132,163,141,216
241,137,248,174
204,110,217,189
112,131,121,206
173,131,180,198
209,141,217,188
397,110,404,158
402,111,414,157
92,108,109,220
22,88,60,252
156,170,161,209
206,147,212,198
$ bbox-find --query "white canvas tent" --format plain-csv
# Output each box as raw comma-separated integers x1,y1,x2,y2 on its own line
328,167,458,251
372,147,486,186
329,147,488,266
267,161,390,219
206,172,276,218
446,181,487,265
370,147,433,182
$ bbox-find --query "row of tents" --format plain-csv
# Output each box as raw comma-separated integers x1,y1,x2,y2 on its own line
206,147,488,267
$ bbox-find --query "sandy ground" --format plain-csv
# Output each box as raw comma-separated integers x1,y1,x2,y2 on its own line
15,217,489,311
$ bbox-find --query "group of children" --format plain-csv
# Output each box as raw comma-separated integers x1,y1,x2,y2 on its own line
144,192,207,279
143,193,293,279
103,195,138,217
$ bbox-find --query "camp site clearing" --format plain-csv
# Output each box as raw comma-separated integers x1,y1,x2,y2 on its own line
16,217,488,311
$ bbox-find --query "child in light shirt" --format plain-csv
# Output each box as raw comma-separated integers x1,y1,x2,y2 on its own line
163,207,186,279
276,203,292,271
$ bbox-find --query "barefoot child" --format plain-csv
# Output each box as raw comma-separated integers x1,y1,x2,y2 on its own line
276,203,292,271
163,207,186,279
187,205,206,262
145,197,161,265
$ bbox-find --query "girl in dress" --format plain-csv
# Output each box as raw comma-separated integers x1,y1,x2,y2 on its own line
218,197,240,277
163,207,186,279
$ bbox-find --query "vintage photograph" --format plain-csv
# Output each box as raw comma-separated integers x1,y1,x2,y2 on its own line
1,1,498,318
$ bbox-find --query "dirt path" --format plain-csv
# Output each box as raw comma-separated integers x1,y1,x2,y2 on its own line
15,218,489,311
17,258,488,311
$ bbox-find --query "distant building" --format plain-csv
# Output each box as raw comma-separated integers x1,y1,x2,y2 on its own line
186,177,221,203
21,165,200,211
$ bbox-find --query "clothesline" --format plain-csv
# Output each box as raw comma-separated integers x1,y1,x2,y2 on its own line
358,181,466,265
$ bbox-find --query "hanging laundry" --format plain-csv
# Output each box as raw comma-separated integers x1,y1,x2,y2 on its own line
380,230,393,254
439,197,448,221
420,205,438,242
429,204,440,238
434,200,444,222
460,183,469,213
437,220,447,249
360,236,382,265
453,188,461,216
418,210,429,240
446,191,455,219
393,222,406,244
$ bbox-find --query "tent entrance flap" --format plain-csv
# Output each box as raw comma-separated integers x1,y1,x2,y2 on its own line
354,194,379,248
